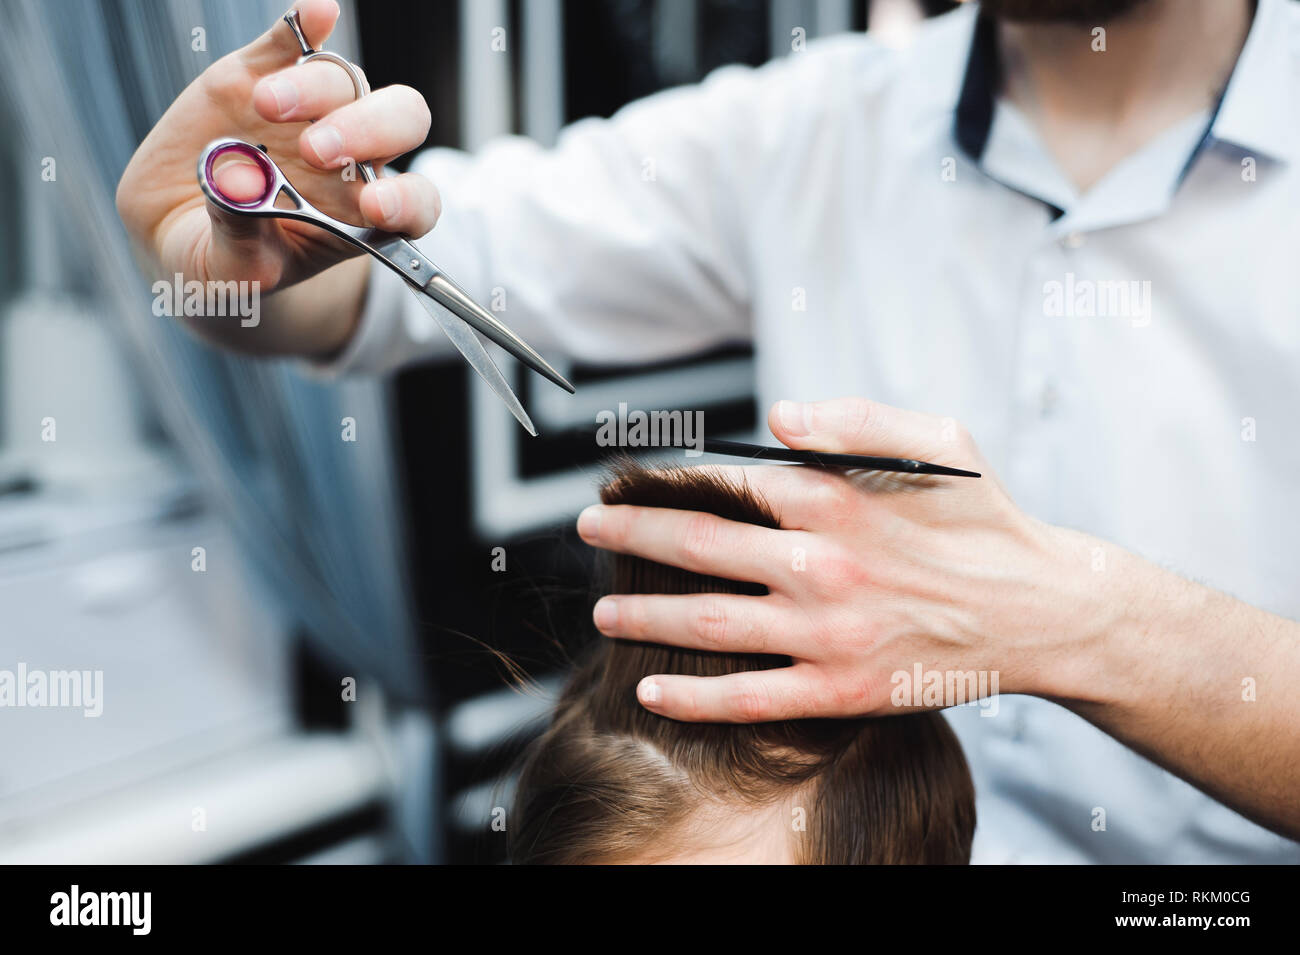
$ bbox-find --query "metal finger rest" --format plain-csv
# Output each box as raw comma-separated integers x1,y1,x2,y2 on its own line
283,9,376,184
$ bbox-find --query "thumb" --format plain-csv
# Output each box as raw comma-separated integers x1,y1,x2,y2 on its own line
239,0,342,74
768,397,971,465
202,159,284,286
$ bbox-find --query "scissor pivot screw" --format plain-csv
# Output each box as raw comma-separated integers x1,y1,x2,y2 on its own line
409,259,421,270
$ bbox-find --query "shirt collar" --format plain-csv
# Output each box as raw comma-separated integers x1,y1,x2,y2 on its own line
950,0,1297,170
1211,0,1297,163
953,8,998,165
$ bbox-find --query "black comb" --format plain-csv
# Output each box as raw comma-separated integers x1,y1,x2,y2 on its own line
699,438,981,478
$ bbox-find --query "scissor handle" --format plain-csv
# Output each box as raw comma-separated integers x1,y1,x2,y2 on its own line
197,11,375,214
197,136,436,288
197,139,302,215
283,9,377,185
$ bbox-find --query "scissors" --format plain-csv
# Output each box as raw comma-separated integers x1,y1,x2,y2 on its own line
197,10,574,436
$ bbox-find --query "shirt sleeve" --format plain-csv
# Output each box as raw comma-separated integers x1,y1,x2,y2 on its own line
303,54,797,378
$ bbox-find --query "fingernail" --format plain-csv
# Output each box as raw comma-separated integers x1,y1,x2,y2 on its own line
373,180,401,221
638,678,661,705
307,125,344,164
266,76,299,118
777,400,811,436
577,505,603,540
593,597,619,633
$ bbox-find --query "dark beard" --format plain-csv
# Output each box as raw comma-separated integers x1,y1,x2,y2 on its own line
978,0,1151,23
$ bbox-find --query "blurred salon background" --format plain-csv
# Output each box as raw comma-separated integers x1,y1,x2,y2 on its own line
0,0,950,864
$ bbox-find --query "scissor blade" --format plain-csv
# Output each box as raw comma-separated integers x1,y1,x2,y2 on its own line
423,274,576,394
412,292,538,436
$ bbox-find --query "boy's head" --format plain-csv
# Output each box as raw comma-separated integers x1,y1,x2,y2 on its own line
511,462,975,864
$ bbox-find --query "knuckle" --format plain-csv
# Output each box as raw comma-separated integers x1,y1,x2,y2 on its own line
726,678,769,722
841,398,877,443
955,422,977,452
828,673,875,714
693,598,730,649
389,84,431,131
202,56,245,102
795,681,827,716
680,512,720,563
806,473,853,512
678,683,704,722
811,545,870,595
936,414,974,453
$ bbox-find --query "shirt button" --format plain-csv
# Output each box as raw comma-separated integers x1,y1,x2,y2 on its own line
1062,231,1086,249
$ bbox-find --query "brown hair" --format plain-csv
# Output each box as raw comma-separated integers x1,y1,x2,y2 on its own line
510,461,975,864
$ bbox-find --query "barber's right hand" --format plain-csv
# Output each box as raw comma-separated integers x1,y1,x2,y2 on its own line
115,0,439,355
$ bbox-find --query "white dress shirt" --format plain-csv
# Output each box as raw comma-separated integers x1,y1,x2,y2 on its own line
320,0,1300,863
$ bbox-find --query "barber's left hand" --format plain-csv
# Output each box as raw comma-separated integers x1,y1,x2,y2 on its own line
577,396,1101,721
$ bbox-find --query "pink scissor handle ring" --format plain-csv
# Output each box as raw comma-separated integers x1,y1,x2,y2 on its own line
196,137,411,273
197,139,295,215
